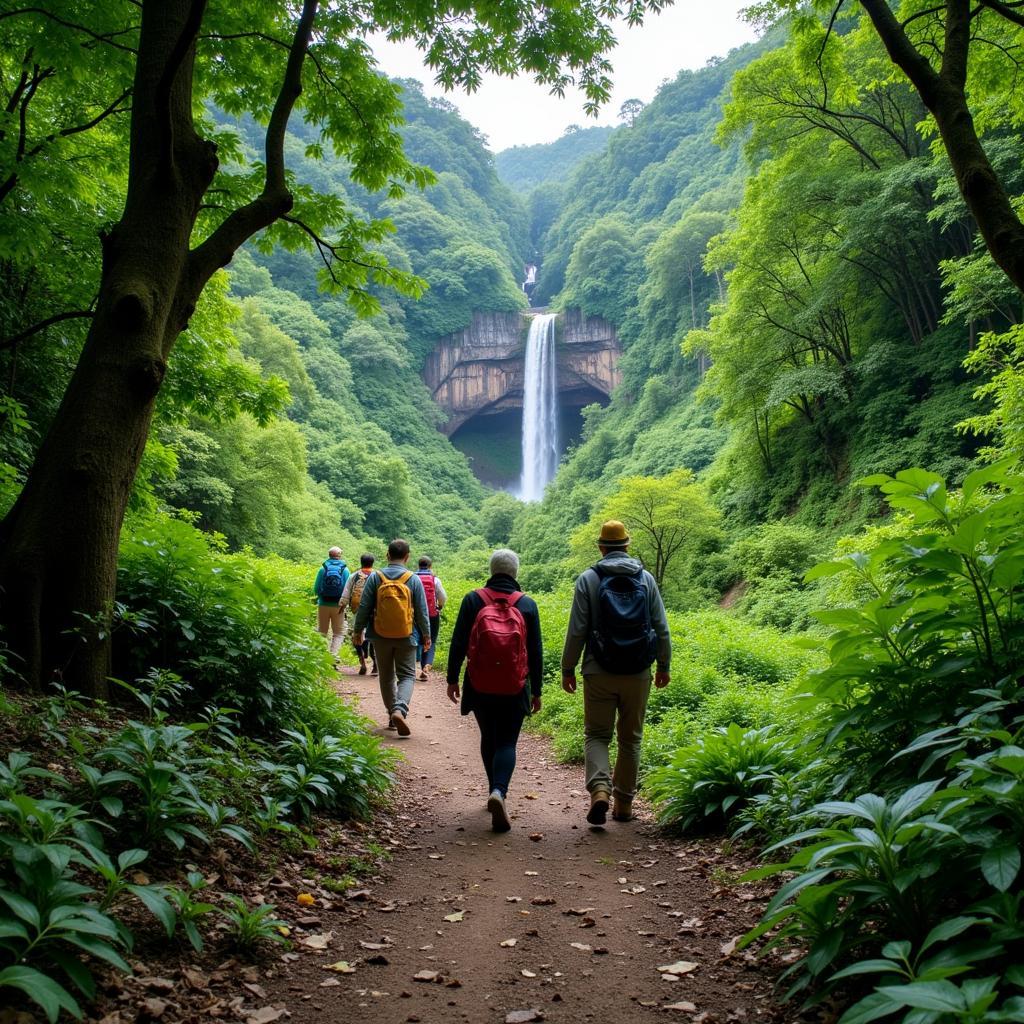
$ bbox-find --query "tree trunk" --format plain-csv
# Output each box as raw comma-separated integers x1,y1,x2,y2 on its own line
860,0,1024,295
0,0,215,694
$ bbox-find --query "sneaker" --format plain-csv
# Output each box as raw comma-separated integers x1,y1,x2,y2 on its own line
417,669,428,681
358,665,367,676
487,789,512,833
586,789,610,826
390,709,411,737
612,797,633,822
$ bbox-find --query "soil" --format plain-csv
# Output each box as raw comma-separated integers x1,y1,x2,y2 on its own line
4,671,805,1024
249,668,797,1024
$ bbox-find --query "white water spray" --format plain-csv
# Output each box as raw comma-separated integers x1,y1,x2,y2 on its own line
519,313,559,502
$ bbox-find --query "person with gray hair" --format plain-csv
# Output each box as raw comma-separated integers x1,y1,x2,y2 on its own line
446,549,543,832
313,546,350,661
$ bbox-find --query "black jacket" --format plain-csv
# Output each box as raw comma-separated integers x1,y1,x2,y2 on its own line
446,574,543,714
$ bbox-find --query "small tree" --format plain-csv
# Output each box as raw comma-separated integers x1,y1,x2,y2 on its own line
618,97,645,126
572,469,722,589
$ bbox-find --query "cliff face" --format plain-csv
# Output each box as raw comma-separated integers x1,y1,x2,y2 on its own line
423,310,621,435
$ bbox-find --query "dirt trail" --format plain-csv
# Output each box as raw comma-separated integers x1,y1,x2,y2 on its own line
262,668,789,1024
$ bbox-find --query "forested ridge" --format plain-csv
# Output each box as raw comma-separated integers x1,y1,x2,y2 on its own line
1,2,1023,1022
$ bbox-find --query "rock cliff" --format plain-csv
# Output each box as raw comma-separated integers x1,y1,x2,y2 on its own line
423,309,621,436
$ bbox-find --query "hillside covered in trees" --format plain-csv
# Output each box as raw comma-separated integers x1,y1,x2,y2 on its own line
1,2,1023,1022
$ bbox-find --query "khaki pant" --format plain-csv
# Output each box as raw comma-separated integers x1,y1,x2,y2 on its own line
373,639,417,717
317,605,346,656
583,670,652,801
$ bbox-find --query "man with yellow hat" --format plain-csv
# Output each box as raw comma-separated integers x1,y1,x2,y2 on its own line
560,520,671,825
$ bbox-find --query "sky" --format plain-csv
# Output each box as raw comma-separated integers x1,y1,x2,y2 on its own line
369,2,760,153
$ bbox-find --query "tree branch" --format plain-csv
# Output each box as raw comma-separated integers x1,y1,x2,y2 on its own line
155,0,209,174
0,8,138,54
187,0,319,291
979,0,1024,27
0,308,95,352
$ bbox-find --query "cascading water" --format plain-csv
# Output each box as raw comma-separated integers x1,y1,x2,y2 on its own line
518,313,559,502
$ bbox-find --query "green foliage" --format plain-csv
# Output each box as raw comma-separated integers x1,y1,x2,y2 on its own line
495,125,616,194
647,725,802,833
217,896,289,952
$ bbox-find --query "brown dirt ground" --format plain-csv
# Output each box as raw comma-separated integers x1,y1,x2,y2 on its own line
249,668,801,1024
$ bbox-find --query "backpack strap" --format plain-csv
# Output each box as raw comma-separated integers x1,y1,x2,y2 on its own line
396,570,413,585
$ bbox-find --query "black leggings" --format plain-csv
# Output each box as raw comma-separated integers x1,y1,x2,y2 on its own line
472,700,526,798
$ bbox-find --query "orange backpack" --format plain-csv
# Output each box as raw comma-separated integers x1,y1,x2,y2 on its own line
374,570,414,638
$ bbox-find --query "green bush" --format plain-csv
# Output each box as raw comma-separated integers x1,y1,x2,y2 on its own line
646,724,802,833
740,464,1024,1018
116,513,356,737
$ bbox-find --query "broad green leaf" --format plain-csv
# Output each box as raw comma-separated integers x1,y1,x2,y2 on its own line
0,965,83,1022
876,980,965,1012
981,844,1021,892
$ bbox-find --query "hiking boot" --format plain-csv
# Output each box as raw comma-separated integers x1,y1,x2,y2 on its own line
487,789,512,833
370,664,379,676
612,797,634,822
390,709,411,737
417,669,429,681
358,664,367,675
586,789,610,826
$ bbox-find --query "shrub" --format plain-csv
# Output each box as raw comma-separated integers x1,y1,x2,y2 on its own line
646,724,802,833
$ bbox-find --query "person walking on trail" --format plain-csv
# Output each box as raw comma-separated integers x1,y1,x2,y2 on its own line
561,520,671,826
353,538,431,736
415,555,447,681
313,546,350,660
446,549,543,833
341,553,378,676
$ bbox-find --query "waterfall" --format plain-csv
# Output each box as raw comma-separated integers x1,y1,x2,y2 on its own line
519,313,559,502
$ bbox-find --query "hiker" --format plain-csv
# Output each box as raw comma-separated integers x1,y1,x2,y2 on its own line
353,538,431,736
341,553,378,676
313,546,350,659
561,520,671,826
415,555,447,680
446,549,543,833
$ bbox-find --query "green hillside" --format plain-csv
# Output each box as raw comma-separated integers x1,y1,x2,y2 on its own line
495,124,616,193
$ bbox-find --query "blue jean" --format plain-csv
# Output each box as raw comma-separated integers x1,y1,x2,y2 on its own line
472,698,526,797
417,615,441,668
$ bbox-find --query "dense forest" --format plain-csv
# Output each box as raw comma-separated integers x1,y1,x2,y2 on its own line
1,1,1023,1022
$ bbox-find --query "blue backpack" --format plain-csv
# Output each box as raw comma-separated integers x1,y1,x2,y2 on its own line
318,560,347,601
589,564,657,675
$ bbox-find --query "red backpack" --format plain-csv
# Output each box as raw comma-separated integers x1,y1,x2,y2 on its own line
467,588,528,695
417,570,438,617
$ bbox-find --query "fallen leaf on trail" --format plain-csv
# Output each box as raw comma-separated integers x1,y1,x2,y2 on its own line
528,834,544,842
664,1002,697,1013
569,942,592,952
638,1000,658,1007
505,1010,544,1023
579,917,596,928
319,979,341,988
296,893,315,906
377,902,399,913
359,941,391,950
521,970,537,978
524,793,538,800
182,968,209,990
246,1009,285,1024
140,978,175,994
506,897,522,903
323,961,356,974
347,889,371,901
301,932,332,950
243,983,267,1000
275,926,290,937
530,896,555,906
721,937,739,957
139,999,167,1020
443,911,465,923
428,854,444,860
621,886,646,895
413,970,441,983
445,979,462,989
524,871,539,876
500,938,518,947
563,908,595,916
657,961,698,976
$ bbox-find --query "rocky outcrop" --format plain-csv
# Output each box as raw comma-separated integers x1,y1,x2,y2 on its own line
423,309,621,435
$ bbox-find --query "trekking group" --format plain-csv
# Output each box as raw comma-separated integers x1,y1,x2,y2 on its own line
312,520,671,831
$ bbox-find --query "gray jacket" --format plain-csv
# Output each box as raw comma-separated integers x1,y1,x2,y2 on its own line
561,550,671,675
353,563,431,645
